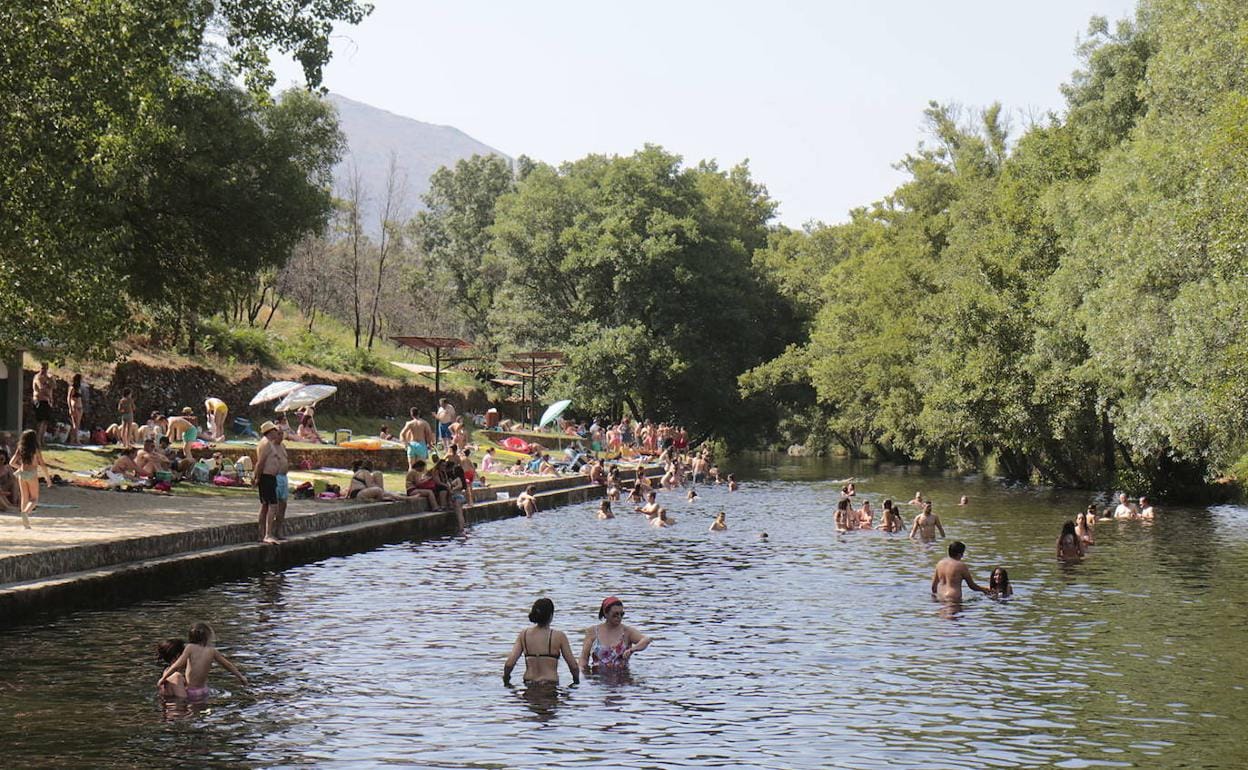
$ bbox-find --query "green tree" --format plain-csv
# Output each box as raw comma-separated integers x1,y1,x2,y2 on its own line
414,154,516,348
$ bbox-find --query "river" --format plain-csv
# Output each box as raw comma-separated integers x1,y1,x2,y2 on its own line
1,455,1245,768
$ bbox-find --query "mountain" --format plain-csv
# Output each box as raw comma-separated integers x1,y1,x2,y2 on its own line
327,93,509,230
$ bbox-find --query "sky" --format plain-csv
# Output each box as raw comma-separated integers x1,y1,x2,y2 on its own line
270,0,1140,227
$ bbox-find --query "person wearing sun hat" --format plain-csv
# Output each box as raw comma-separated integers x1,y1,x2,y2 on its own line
579,596,652,672
255,420,290,544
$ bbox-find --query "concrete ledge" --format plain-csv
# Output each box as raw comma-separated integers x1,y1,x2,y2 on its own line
0,471,658,627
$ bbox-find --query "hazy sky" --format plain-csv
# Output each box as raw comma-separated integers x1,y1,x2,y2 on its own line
271,0,1140,226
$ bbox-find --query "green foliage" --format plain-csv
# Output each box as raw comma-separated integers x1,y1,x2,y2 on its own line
413,154,516,348
200,320,279,367
0,0,368,359
489,147,795,445
271,331,392,375
752,0,1248,494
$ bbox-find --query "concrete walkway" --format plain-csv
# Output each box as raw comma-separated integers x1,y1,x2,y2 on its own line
0,468,657,626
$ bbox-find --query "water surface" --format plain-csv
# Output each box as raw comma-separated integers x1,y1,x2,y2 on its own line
2,456,1245,768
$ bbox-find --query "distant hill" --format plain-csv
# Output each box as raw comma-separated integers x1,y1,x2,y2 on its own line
327,93,509,231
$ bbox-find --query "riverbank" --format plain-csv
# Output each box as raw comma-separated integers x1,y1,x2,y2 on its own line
0,467,658,628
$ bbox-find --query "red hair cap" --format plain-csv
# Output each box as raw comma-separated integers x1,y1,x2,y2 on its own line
599,596,622,618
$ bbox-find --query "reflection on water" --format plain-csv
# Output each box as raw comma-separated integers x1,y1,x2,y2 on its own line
1,455,1246,768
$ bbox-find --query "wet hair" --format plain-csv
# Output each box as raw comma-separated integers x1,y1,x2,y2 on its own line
71,373,82,388
188,622,213,645
157,638,185,664
410,407,419,417
122,388,132,397
1086,503,1097,513
1060,520,1078,539
599,500,611,512
598,598,623,619
16,429,37,463
990,568,1010,591
948,541,966,558
882,498,893,510
529,597,555,626
837,498,851,512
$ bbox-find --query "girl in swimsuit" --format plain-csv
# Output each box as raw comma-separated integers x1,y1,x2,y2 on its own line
9,430,51,529
503,598,580,685
988,567,1013,597
1056,520,1085,560
579,596,652,672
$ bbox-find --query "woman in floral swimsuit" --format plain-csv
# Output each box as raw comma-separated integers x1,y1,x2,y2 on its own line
580,596,652,672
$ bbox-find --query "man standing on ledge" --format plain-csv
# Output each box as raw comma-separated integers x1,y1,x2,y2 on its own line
255,421,290,544
931,541,989,602
32,362,54,447
435,398,456,451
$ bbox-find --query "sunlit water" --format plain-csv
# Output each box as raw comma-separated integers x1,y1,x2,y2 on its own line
2,455,1246,768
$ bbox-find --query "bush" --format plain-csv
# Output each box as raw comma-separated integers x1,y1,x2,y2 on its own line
200,320,278,366
272,331,392,375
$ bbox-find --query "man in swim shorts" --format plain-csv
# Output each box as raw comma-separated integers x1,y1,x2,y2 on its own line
435,398,456,450
401,406,434,461
909,502,946,541
255,421,290,544
931,541,988,602
32,362,54,447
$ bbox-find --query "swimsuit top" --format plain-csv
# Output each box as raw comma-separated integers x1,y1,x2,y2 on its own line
522,628,559,659
589,628,630,669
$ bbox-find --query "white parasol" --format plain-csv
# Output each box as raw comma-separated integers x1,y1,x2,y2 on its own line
274,384,338,412
538,399,572,429
249,380,304,406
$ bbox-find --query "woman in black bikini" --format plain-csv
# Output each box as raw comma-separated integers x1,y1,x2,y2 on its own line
503,598,580,686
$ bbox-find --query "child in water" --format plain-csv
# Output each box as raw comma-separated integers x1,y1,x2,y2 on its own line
687,488,698,502
156,638,188,699
709,511,727,531
988,567,1013,597
157,622,248,700
727,474,738,492
597,500,614,519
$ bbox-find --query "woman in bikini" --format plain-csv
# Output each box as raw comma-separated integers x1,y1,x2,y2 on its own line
67,374,83,445
503,598,580,686
580,596,652,673
9,429,52,528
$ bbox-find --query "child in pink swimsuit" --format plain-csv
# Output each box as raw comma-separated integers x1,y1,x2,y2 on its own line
157,622,248,700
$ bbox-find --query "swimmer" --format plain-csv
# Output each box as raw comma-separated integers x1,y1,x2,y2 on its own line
1075,508,1095,545
1138,496,1156,520
909,491,924,506
988,567,1013,597
930,541,989,602
503,598,580,686
958,495,969,506
1113,492,1137,519
1056,520,1085,559
727,474,738,492
635,490,661,518
856,500,873,529
878,499,904,533
597,500,614,520
835,497,854,532
758,532,769,540
846,482,856,497
709,511,727,532
156,638,189,699
580,597,652,672
651,507,675,527
516,486,538,517
908,502,946,541
157,622,247,700
687,488,698,502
